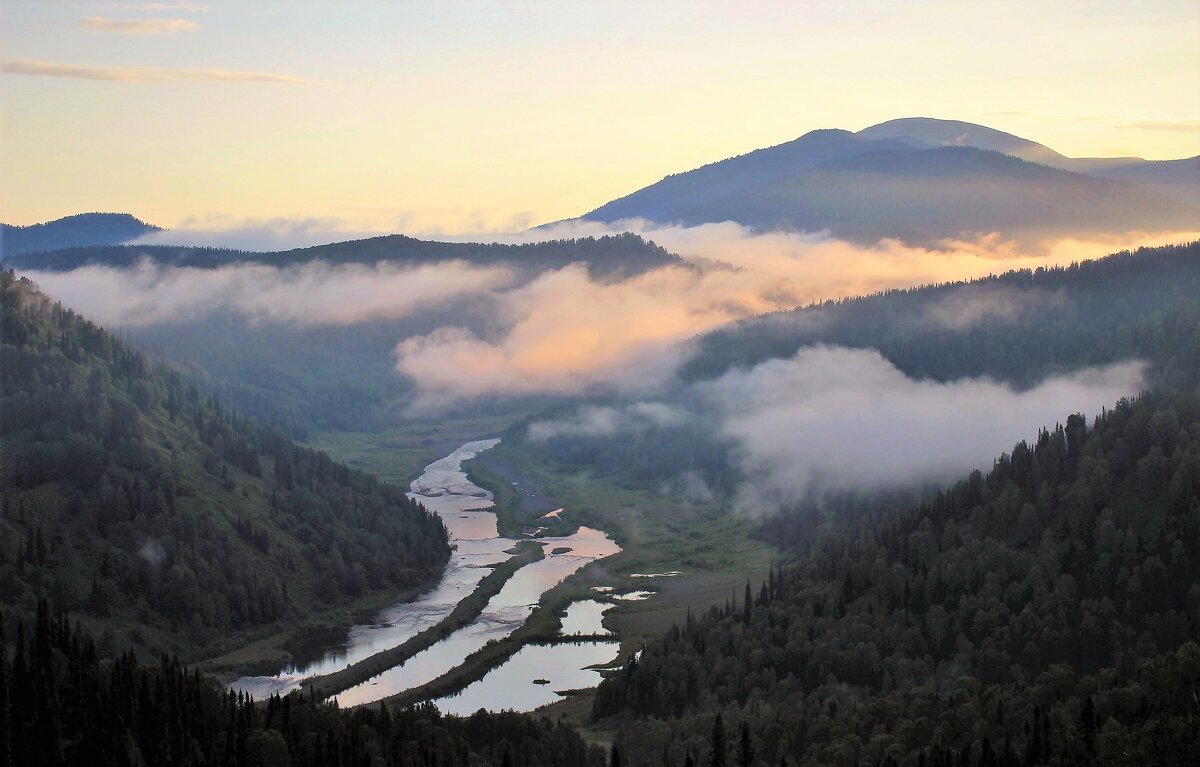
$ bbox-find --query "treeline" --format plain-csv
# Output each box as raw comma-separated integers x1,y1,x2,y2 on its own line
0,602,605,767
0,271,450,658
592,389,1200,765
8,232,678,278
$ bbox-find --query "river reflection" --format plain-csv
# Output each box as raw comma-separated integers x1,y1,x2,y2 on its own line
231,440,512,698
433,641,620,715
233,438,624,714
559,599,614,636
331,527,619,707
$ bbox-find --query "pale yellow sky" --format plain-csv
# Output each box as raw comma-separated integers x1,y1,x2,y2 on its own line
2,1,1198,231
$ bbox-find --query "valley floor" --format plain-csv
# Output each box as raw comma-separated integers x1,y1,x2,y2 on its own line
280,423,776,728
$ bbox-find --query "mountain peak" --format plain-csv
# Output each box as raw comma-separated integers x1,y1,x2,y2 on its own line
856,117,1067,165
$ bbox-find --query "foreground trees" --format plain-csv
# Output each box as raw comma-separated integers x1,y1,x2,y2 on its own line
0,602,603,767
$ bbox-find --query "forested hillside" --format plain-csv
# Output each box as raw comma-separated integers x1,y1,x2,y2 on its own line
0,271,450,660
515,242,1200,494
0,603,604,766
594,389,1200,766
683,242,1200,387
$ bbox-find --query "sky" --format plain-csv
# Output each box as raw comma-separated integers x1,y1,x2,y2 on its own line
2,1,1198,232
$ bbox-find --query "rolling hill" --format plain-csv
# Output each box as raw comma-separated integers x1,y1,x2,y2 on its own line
0,213,160,260
5,231,680,279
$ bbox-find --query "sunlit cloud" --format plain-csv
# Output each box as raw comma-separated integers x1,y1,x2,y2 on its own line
0,59,316,85
80,17,200,35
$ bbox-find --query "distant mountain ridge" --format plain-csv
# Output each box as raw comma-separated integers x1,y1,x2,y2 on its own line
580,117,1200,243
0,212,160,259
6,231,680,278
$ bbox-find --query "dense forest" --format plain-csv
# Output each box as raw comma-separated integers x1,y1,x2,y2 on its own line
515,242,1200,494
0,270,450,660
0,602,604,766
592,389,1200,765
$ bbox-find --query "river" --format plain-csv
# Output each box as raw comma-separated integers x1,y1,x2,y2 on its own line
231,439,622,713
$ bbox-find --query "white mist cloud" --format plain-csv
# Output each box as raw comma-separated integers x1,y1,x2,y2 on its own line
528,402,686,441
22,218,1194,412
129,216,382,251
699,346,1145,510
25,258,511,327
921,285,1068,331
392,262,811,411
390,223,1192,410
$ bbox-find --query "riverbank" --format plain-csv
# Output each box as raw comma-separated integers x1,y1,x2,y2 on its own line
199,575,442,680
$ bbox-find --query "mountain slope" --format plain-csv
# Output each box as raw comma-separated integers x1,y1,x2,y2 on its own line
582,129,915,222
594,388,1200,766
682,240,1200,386
673,146,1191,242
0,213,160,260
862,117,1200,206
578,118,1199,242
0,270,451,664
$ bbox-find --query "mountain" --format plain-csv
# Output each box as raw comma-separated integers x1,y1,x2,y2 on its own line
673,146,1190,243
0,213,160,260
581,129,916,223
7,231,680,278
579,118,1199,243
0,270,452,664
856,116,1070,165
862,117,1200,206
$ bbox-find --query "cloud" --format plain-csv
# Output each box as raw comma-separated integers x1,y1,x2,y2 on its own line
24,258,512,327
1,60,316,85
921,284,1067,331
130,217,382,251
392,262,812,411
528,402,686,441
80,17,200,35
699,347,1145,509
1119,120,1200,134
385,224,1189,412
21,218,1194,415
511,220,1200,303
138,539,166,567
